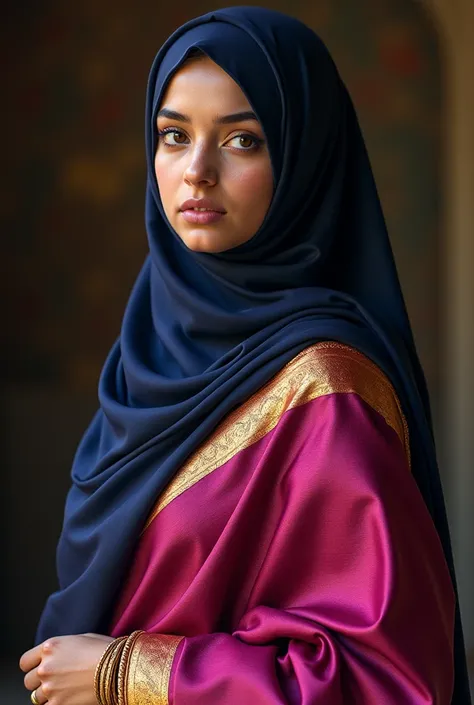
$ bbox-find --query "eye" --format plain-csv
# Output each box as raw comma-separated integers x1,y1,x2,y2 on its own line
158,128,189,146
225,134,263,151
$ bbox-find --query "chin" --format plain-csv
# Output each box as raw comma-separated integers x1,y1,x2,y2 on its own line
178,228,235,254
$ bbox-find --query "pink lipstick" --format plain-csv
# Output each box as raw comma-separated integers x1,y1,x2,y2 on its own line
179,198,226,225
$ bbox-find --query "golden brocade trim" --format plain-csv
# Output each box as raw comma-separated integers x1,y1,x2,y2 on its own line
143,342,410,532
127,633,183,705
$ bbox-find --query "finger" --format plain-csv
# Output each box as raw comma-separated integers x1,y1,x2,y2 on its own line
19,644,43,673
31,685,48,705
23,667,41,691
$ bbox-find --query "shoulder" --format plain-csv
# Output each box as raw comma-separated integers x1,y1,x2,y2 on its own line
150,343,410,521
169,342,410,489
268,341,410,462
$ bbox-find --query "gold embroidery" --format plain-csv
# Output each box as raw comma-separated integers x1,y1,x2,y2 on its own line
127,633,183,705
143,342,410,532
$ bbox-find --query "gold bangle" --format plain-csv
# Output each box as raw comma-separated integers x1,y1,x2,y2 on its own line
101,641,116,705
95,640,117,705
117,631,144,705
106,637,127,705
102,639,117,705
95,636,127,705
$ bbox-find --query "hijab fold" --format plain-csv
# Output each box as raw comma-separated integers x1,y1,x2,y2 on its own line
37,8,470,701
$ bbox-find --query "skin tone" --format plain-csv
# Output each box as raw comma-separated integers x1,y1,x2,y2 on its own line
19,56,273,705
19,634,113,705
155,55,274,253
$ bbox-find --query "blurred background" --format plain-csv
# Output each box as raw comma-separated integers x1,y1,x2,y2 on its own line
3,0,473,700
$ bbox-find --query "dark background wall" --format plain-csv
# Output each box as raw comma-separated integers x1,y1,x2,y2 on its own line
3,0,442,665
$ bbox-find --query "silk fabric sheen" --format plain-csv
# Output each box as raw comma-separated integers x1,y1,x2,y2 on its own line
111,344,455,703
36,8,470,701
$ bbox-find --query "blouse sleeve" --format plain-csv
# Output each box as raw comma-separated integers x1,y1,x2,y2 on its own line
124,365,455,704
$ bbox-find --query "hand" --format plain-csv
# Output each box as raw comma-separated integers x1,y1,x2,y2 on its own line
19,633,114,704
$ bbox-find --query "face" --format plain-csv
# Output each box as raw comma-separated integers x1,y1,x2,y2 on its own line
154,56,274,253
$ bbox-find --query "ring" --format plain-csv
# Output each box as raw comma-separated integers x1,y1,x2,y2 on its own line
31,689,40,705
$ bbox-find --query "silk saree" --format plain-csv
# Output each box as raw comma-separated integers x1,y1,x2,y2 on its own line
109,342,455,704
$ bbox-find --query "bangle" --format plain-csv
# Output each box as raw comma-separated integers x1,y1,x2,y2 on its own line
117,631,144,705
104,637,127,705
112,638,130,704
94,636,127,705
95,639,117,705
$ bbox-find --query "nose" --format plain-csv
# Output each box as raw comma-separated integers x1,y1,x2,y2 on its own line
183,143,218,187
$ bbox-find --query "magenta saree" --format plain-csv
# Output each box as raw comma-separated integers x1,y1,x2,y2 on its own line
110,342,455,704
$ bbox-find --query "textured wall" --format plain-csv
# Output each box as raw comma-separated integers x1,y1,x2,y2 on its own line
5,0,442,400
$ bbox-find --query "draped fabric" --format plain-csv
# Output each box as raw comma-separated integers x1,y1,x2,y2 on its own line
110,343,455,704
36,7,470,701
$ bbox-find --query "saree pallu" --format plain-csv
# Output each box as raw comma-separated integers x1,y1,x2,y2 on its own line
110,342,455,704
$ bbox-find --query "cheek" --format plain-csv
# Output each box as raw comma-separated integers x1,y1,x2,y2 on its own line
227,163,273,217
154,154,179,214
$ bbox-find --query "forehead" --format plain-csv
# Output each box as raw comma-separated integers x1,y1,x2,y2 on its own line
159,56,252,112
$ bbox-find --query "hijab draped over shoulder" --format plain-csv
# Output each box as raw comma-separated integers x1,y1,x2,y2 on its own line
37,8,470,701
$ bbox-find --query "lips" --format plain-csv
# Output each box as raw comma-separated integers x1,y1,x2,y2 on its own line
179,198,226,214
179,198,226,226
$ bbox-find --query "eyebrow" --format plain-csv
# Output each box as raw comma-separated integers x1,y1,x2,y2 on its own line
157,108,258,125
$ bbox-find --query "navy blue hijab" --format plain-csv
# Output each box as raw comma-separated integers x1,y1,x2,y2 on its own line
37,7,470,701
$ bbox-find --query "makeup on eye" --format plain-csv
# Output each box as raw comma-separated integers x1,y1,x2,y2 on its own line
156,127,265,151
154,58,274,252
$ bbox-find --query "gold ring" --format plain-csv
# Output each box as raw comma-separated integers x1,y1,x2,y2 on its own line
31,689,40,705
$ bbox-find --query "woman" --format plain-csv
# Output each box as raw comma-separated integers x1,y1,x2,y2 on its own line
20,7,471,704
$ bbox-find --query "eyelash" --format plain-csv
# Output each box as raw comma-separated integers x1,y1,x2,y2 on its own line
157,127,264,152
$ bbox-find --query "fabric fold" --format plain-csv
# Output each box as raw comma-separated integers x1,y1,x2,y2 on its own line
111,343,455,704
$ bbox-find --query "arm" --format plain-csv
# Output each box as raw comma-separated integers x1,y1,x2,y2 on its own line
123,392,455,704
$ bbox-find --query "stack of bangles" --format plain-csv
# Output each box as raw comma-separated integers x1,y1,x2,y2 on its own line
94,631,144,705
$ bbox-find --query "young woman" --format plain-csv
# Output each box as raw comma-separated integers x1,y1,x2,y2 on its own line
20,7,471,705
